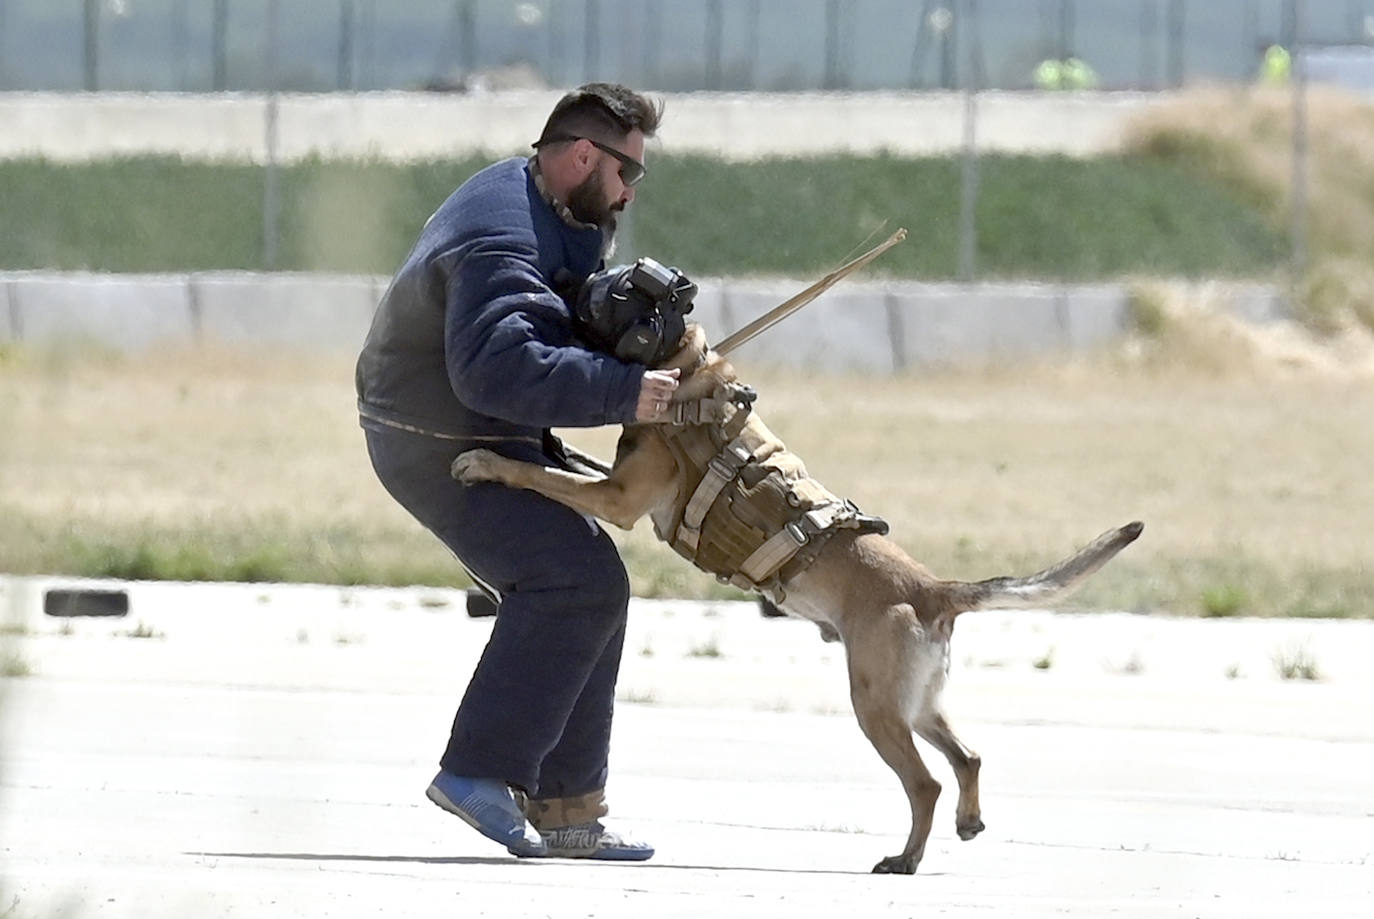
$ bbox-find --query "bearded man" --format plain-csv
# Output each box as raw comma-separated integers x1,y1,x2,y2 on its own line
355,83,678,860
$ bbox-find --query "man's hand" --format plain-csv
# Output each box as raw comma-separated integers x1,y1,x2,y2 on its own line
634,368,681,422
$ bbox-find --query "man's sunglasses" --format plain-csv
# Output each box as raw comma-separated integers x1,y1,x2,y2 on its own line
534,134,646,187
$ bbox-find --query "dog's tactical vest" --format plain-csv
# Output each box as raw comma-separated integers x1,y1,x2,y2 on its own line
654,382,888,601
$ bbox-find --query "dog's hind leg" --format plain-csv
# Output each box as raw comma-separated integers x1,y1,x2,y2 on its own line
915,711,984,841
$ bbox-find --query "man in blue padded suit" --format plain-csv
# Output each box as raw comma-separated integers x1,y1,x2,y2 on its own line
355,83,680,860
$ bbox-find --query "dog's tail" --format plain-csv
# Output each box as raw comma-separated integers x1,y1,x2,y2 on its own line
941,521,1143,614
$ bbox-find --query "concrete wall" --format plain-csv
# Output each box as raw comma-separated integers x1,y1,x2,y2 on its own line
0,90,1167,163
0,271,1285,372
0,92,1286,369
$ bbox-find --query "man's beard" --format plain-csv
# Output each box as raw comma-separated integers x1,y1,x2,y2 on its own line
567,170,622,241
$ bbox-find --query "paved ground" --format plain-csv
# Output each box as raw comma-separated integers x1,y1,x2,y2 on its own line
2,576,1372,918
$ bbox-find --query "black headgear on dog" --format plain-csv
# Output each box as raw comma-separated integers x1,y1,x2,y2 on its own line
573,257,698,365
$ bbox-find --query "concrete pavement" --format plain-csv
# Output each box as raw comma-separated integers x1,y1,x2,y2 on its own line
2,576,1371,917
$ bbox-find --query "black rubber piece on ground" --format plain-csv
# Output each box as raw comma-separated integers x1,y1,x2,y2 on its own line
43,588,130,618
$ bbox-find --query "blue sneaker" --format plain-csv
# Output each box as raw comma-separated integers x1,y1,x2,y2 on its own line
514,821,655,861
425,771,546,857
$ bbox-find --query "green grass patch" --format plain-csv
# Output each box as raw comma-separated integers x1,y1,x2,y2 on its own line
0,155,492,274
0,508,472,589
0,153,1285,280
1200,583,1249,618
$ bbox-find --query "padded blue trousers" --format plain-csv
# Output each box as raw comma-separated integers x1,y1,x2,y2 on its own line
364,427,630,799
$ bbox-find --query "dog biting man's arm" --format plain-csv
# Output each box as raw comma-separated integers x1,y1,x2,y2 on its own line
452,255,1144,876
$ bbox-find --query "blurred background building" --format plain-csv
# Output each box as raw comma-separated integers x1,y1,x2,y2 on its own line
1,0,1372,95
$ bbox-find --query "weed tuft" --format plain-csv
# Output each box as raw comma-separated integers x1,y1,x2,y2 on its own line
687,635,724,659
1,652,32,677
123,621,164,640
618,687,657,705
1272,640,1321,681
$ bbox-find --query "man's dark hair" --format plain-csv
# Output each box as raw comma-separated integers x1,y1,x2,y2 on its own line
535,83,663,147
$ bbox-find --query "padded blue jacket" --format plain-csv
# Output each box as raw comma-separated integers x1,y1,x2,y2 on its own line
355,157,643,449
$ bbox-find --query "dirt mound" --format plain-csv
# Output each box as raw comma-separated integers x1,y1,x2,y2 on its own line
1122,281,1374,380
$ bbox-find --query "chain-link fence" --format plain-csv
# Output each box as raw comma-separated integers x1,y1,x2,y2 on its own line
2,0,1372,94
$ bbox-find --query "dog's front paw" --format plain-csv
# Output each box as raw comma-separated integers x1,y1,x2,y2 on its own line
451,448,508,485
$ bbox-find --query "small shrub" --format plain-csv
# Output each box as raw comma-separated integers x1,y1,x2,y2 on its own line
2,652,32,677
1128,286,1170,338
687,635,723,659
1032,648,1055,670
123,621,164,640
1272,640,1321,681
1201,583,1248,618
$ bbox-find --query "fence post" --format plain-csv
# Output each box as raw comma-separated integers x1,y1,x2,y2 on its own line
1058,0,1074,59
635,0,653,86
705,0,722,90
212,0,228,90
745,0,760,90
458,0,475,76
938,5,957,89
338,0,355,90
958,0,981,282
823,0,841,89
264,0,281,269
83,0,100,91
360,0,376,89
171,0,190,90
1289,0,1308,303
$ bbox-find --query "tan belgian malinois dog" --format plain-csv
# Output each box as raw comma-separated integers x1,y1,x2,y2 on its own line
451,323,1143,874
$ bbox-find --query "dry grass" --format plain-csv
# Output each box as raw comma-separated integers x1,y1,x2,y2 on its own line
3,307,1372,618
1123,86,1374,334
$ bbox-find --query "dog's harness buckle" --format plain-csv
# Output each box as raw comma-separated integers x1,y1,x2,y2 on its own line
664,381,758,429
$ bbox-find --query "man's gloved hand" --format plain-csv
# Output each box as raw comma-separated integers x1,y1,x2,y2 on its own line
634,368,680,423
